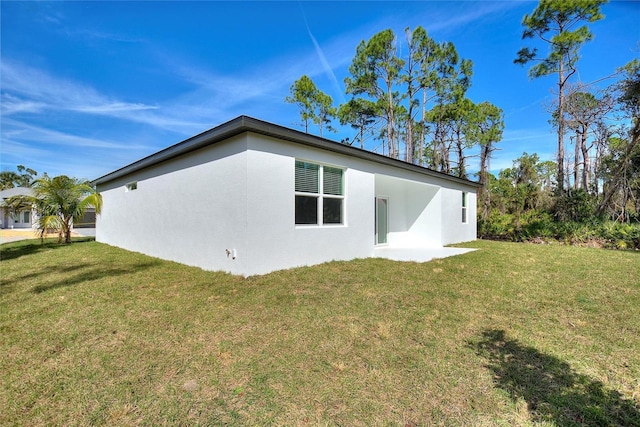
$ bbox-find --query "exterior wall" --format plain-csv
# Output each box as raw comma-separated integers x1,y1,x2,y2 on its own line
96,130,478,276
97,136,250,275
440,187,477,245
1,209,34,229
375,175,441,247
0,187,35,229
243,135,376,275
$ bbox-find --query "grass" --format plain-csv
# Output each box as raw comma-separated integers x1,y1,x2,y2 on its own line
1,238,639,426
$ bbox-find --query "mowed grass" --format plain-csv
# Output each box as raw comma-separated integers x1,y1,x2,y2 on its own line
1,238,639,426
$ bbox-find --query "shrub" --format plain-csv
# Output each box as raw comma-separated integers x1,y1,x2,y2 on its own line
478,209,640,250
553,189,600,223
598,222,640,249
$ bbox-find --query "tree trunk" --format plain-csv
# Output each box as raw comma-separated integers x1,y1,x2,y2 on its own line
64,216,72,244
574,130,580,190
580,129,590,191
419,89,426,166
557,62,566,193
596,120,640,216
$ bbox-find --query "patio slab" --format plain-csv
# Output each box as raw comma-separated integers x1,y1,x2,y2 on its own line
373,246,476,263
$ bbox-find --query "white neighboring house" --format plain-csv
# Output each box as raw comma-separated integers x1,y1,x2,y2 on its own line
93,116,479,276
0,187,97,231
0,187,35,229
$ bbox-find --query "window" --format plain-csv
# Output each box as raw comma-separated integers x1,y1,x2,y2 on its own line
23,211,30,223
462,192,468,223
295,160,344,225
126,181,138,191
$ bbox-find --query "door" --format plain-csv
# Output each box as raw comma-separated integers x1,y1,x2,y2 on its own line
375,197,388,245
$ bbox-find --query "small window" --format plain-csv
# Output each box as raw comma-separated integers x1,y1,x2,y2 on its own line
462,192,468,223
295,160,344,226
126,181,138,191
23,211,30,223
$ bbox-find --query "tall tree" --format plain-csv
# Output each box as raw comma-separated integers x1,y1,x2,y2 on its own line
314,91,337,138
415,30,442,166
467,101,504,219
515,0,607,193
285,75,335,136
345,29,405,158
564,86,613,190
426,42,473,173
402,26,434,163
337,98,379,149
285,75,317,133
596,60,640,218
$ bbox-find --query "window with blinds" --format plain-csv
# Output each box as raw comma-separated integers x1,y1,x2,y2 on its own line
295,160,344,225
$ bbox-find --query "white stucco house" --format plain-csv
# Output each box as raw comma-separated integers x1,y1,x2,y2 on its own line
93,116,479,276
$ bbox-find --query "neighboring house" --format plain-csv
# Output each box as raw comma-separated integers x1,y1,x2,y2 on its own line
0,187,34,229
74,209,96,228
0,187,96,230
93,116,480,276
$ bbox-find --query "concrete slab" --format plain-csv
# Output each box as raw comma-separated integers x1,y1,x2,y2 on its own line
373,246,476,263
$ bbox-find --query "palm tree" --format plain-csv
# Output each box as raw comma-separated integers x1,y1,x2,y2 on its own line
31,175,102,243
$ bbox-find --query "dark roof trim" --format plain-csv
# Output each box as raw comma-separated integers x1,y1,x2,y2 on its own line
92,115,481,188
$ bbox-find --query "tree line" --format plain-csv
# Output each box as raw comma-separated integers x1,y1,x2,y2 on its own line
286,26,504,191
286,0,639,243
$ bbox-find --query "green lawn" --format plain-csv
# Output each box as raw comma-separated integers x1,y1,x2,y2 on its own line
1,238,639,426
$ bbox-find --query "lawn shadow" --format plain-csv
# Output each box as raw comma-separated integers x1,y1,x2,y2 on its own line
29,261,158,294
472,329,640,426
0,237,94,262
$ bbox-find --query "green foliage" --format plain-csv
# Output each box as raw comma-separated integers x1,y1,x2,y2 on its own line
285,75,336,136
31,175,102,244
515,0,607,78
0,165,38,190
598,221,640,249
515,0,608,192
338,98,379,148
479,209,640,250
553,189,599,222
480,151,640,249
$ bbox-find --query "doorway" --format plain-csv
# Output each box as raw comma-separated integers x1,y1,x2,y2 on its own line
375,197,388,245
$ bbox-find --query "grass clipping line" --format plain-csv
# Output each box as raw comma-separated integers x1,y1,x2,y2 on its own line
1,238,639,425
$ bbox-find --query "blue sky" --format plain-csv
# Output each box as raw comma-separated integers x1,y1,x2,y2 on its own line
1,1,638,181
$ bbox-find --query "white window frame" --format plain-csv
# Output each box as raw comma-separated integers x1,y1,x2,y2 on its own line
462,192,468,224
125,181,138,192
295,160,345,227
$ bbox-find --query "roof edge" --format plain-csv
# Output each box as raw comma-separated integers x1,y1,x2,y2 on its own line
92,115,481,188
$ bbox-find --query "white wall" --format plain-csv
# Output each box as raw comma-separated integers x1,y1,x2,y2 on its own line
243,135,376,275
1,209,34,229
97,136,250,275
440,187,477,245
97,131,478,276
375,175,441,247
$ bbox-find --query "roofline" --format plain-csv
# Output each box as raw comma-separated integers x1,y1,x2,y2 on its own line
92,115,481,188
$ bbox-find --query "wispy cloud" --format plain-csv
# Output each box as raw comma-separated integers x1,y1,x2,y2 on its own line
298,3,346,104
2,118,152,151
1,60,214,133
1,118,158,178
1,60,158,117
